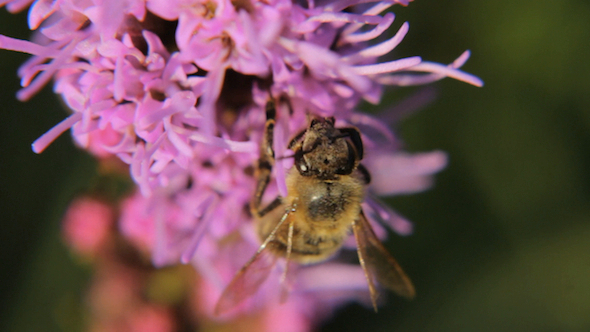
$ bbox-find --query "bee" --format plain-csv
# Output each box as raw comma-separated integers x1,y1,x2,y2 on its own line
214,101,415,315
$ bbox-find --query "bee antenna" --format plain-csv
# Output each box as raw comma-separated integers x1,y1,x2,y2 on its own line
277,153,295,160
301,139,322,155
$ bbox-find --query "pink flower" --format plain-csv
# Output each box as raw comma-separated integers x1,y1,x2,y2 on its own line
2,0,482,328
86,260,179,332
125,305,176,332
62,197,114,257
87,263,143,322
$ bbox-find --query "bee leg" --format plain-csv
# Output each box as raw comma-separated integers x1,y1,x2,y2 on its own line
279,217,295,302
251,100,280,218
258,197,282,218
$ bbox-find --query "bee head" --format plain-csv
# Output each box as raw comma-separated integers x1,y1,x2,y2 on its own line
293,117,361,179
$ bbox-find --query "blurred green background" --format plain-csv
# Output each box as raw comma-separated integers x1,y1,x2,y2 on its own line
1,0,590,331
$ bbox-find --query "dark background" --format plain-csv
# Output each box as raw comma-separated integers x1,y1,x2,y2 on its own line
2,0,590,331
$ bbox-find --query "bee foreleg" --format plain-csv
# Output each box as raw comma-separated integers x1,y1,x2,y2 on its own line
279,218,295,303
251,100,277,215
281,218,294,284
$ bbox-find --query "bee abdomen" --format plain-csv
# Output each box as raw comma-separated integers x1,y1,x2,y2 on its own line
271,234,343,264
303,233,342,247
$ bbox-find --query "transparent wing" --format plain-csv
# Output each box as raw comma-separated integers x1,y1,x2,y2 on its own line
214,209,293,315
352,210,415,311
214,246,279,315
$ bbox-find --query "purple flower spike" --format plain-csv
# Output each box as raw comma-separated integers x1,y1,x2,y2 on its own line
2,0,482,327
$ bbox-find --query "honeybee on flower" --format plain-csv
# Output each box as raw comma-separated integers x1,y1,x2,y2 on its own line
1,0,481,327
